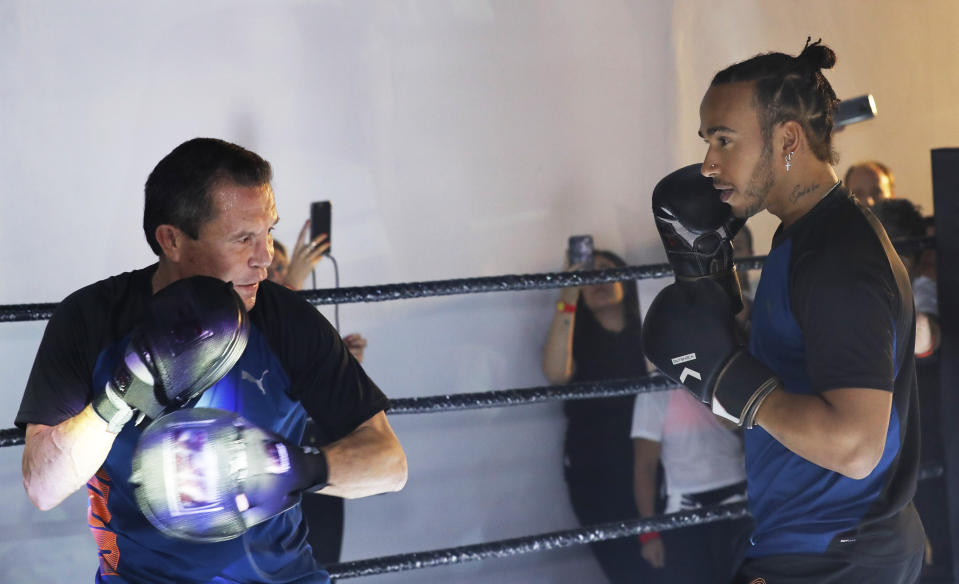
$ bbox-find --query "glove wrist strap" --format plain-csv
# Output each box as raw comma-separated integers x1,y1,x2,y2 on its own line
712,350,781,428
297,446,330,492
92,384,135,433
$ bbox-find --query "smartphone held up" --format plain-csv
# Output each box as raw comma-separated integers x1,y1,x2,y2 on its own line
310,201,332,255
568,235,594,269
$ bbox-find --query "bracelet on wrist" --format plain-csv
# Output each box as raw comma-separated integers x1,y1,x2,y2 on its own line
639,531,660,544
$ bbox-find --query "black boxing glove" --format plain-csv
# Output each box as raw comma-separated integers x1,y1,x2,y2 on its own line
642,278,780,428
652,163,746,312
92,276,250,433
131,408,330,542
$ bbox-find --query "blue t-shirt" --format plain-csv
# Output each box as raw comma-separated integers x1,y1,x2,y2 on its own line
17,266,389,583
744,187,924,562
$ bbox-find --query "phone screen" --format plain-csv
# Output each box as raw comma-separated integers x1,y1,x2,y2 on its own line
568,235,594,268
310,201,332,253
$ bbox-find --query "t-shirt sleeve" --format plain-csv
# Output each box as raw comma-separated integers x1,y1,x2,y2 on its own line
791,247,898,393
279,297,390,442
16,292,98,428
630,390,668,441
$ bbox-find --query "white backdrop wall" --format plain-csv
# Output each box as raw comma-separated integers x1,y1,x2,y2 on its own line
1,2,957,583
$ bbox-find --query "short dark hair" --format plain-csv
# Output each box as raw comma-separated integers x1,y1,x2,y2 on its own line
871,198,925,266
143,138,273,256
872,199,924,241
711,38,840,164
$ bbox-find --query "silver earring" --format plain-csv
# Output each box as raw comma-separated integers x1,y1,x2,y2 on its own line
785,152,794,172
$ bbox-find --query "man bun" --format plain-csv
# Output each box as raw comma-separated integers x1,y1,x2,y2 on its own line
797,37,836,71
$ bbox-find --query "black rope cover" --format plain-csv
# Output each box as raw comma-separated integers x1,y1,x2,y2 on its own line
0,427,24,449
326,502,751,579
389,375,679,414
0,264,673,323
327,457,945,579
0,375,679,446
0,236,935,322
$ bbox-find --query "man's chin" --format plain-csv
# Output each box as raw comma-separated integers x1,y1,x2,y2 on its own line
731,194,765,219
232,283,259,311
728,202,751,219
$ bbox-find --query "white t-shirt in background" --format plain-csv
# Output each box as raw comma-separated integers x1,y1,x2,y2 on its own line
631,389,746,512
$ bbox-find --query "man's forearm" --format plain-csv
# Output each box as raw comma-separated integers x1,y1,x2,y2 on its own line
754,387,892,479
319,411,408,499
22,404,116,511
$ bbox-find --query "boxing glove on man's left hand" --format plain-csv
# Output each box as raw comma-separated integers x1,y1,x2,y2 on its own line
92,276,250,433
642,278,780,428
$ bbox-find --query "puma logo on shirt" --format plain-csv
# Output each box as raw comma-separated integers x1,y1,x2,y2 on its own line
241,369,270,395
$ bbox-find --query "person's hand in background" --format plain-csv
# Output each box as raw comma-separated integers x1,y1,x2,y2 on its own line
343,333,368,363
284,219,330,290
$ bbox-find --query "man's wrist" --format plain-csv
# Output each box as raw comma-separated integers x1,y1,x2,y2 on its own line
299,445,330,492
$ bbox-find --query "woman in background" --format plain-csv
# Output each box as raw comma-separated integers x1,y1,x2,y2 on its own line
542,249,656,583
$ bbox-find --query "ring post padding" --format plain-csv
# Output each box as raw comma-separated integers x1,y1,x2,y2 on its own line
932,147,959,583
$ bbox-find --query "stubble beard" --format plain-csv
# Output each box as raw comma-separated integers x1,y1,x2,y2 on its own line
738,140,775,219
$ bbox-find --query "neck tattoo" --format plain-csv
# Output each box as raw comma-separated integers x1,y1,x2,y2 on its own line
789,182,822,203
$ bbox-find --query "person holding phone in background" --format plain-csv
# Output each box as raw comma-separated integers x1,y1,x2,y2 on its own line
542,236,657,583
269,212,368,363
267,206,368,570
268,220,329,290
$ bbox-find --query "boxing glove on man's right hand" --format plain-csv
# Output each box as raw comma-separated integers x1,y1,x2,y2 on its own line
652,164,746,312
641,278,780,428
132,408,329,542
92,276,250,433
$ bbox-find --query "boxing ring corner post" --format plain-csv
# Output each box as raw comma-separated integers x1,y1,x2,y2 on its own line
931,147,959,584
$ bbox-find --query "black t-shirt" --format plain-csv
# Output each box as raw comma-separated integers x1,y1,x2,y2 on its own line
563,315,646,470
745,187,924,561
16,265,388,582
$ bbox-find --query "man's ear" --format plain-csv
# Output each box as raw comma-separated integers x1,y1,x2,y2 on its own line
779,120,804,157
155,225,184,262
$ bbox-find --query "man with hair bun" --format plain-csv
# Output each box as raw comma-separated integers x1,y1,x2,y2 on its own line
643,40,924,582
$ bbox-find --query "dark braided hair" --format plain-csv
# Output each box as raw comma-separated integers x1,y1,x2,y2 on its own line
711,38,841,164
